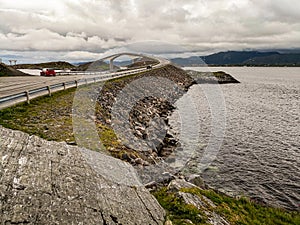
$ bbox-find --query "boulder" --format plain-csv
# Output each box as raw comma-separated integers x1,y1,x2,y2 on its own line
0,126,165,224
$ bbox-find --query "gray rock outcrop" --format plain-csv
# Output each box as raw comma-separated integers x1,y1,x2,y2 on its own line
167,178,229,225
0,126,165,224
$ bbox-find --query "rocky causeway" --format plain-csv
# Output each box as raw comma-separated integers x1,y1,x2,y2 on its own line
2,65,293,224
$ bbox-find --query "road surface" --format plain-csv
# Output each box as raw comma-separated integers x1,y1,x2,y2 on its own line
0,75,95,98
0,55,169,99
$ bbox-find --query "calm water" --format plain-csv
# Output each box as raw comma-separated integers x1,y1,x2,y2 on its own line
170,67,300,211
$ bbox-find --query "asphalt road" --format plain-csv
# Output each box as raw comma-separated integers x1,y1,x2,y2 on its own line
0,56,169,99
0,75,93,98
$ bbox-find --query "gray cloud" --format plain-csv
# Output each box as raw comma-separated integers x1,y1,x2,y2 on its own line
0,0,299,62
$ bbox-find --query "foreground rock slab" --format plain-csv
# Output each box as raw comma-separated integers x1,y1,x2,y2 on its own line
0,126,165,224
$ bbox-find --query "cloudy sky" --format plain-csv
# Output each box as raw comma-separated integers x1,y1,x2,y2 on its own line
0,0,300,63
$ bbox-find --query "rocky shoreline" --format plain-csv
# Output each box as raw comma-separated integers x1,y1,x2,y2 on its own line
95,65,240,180
1,125,298,225
95,65,195,166
1,65,297,224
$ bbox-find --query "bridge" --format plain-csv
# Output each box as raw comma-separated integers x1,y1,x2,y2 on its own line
100,52,160,71
0,53,169,109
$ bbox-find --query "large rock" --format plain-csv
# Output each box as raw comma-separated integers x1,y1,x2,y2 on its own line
0,126,165,224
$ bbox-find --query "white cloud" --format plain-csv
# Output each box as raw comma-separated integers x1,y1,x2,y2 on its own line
0,0,299,62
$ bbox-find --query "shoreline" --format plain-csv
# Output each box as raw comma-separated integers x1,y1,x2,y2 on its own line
0,65,299,224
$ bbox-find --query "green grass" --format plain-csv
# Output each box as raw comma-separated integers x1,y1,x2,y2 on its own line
0,70,143,142
152,187,300,225
0,81,145,160
189,188,300,225
0,88,76,142
95,121,143,161
152,187,208,225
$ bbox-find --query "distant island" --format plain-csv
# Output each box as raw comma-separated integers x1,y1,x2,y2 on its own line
171,51,300,67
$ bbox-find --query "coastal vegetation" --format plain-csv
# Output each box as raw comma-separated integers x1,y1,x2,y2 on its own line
153,186,300,225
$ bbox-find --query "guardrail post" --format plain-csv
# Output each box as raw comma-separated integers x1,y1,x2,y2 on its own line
25,91,30,104
93,78,96,83
63,83,66,90
85,79,88,85
75,80,78,88
47,86,52,96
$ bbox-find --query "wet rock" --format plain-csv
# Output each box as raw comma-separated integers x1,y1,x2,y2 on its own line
0,126,165,225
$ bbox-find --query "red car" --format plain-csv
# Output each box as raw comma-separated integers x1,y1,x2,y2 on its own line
40,68,56,76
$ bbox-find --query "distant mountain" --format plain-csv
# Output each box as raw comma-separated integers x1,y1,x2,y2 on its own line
171,51,300,66
13,61,75,70
243,53,300,66
201,51,280,65
0,63,29,76
171,56,207,66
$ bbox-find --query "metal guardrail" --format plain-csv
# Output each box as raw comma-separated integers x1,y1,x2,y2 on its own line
56,71,108,76
0,67,148,110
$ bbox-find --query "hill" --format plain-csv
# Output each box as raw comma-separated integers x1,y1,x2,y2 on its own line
13,61,75,70
244,53,300,66
74,61,112,71
0,63,29,76
171,51,300,66
201,51,280,65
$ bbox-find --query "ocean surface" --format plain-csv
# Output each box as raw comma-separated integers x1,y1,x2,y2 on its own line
169,67,300,211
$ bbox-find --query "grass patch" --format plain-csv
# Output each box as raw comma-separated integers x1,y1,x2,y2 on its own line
96,122,120,149
152,187,208,225
95,122,142,161
0,71,149,162
0,88,76,142
0,70,142,143
181,188,300,225
153,187,300,225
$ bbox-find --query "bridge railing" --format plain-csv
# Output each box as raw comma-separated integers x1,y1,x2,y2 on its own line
56,71,108,76
0,67,148,110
